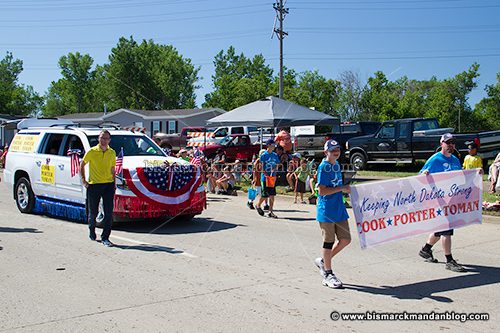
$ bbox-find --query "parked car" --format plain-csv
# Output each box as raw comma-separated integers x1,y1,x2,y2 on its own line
198,134,261,163
4,125,206,223
153,126,206,152
345,118,500,170
294,121,381,160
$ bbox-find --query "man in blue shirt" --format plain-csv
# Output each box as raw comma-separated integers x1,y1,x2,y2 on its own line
255,139,281,218
418,133,468,272
313,140,351,289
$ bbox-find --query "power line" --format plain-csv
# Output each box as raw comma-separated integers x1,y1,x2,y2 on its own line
23,49,500,70
289,25,500,34
0,9,269,28
1,3,268,24
2,31,269,50
1,0,211,11
280,53,500,60
291,4,500,10
292,0,496,4
284,47,500,56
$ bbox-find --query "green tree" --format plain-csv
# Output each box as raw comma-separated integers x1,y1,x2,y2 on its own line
474,73,500,130
360,71,400,121
357,64,482,131
203,46,273,110
44,52,97,116
424,63,480,131
104,37,199,110
286,70,341,116
0,52,42,116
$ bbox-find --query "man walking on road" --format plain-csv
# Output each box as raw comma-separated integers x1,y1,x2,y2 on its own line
80,130,116,247
418,133,482,272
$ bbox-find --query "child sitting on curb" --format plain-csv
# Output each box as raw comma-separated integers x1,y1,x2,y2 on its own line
216,166,236,195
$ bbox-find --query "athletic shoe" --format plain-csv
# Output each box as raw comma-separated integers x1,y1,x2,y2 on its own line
102,239,114,247
446,260,466,272
263,204,270,211
247,201,255,210
256,207,265,216
89,230,96,241
267,212,278,219
323,273,343,289
419,248,437,263
314,257,326,277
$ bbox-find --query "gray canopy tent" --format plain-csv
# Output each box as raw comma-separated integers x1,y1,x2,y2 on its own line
206,96,339,128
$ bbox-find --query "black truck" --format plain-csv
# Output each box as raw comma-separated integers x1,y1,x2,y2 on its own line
345,118,500,170
294,121,381,160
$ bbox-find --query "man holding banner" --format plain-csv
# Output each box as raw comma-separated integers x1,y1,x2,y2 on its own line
418,133,481,272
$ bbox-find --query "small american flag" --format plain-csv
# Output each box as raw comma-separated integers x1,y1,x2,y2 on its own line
190,156,202,167
68,149,81,178
115,147,124,175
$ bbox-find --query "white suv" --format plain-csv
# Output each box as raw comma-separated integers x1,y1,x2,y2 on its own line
3,126,206,223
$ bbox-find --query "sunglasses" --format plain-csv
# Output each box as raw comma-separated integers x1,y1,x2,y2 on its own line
444,140,456,145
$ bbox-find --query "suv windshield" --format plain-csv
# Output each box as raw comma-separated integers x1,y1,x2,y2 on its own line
88,135,165,156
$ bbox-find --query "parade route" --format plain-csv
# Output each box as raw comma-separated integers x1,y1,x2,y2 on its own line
1,179,500,332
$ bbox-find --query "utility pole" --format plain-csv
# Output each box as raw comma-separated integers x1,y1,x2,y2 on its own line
273,0,288,99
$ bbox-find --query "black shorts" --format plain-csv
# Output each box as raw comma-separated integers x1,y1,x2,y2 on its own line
434,229,454,236
261,186,276,197
295,180,306,193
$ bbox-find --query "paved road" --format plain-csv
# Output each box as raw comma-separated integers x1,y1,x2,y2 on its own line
1,178,499,332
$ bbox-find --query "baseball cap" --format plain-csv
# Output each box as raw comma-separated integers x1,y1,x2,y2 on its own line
440,133,456,143
292,152,301,159
324,140,340,151
266,138,276,146
468,142,478,150
259,149,266,157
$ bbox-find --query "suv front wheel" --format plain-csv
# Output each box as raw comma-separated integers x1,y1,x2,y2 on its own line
15,177,36,213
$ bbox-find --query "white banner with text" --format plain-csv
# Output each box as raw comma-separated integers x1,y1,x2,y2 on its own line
349,169,483,249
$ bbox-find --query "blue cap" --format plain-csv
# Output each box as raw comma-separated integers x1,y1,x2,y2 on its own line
266,138,276,146
324,139,340,151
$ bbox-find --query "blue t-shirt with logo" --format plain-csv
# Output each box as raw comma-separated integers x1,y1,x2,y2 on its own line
260,151,280,182
316,159,349,223
420,152,462,174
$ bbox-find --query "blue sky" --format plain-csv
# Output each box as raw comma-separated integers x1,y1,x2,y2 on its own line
1,0,499,112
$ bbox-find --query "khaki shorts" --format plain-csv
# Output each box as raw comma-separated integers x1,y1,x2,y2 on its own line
319,221,351,243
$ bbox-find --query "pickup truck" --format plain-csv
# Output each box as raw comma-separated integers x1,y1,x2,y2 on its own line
188,126,276,146
198,134,261,163
294,121,381,160
345,118,500,170
153,127,205,152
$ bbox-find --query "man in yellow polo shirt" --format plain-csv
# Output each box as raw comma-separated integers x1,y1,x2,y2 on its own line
80,130,116,247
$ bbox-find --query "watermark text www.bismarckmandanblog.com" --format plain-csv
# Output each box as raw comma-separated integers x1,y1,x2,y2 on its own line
330,311,489,323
